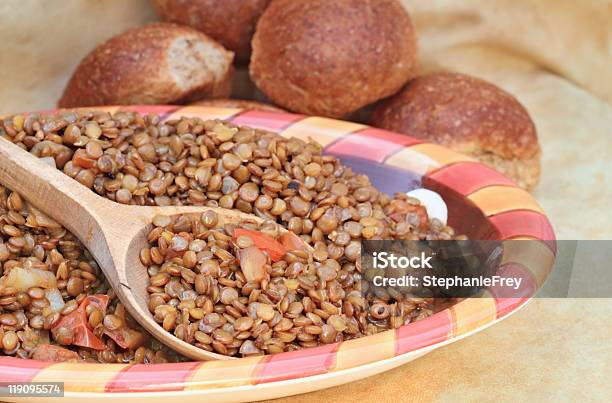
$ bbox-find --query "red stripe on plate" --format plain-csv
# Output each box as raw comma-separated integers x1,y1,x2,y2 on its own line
324,128,422,162
253,343,338,384
0,357,52,382
105,362,200,393
230,110,304,133
488,262,538,299
495,297,529,318
489,211,556,252
424,162,516,196
395,310,452,355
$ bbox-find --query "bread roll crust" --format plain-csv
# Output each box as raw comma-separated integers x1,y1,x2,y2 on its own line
371,72,541,189
151,0,270,60
249,0,418,118
58,23,234,108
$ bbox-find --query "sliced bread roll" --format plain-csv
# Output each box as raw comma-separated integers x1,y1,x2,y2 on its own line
58,23,234,108
150,0,270,61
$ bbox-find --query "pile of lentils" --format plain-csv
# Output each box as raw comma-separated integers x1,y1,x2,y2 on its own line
0,110,465,360
142,211,456,357
0,184,180,363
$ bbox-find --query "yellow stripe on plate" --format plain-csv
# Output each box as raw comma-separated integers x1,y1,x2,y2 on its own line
385,143,475,176
333,329,396,371
185,356,263,390
280,117,367,146
396,143,475,165
384,147,441,177
166,106,242,121
450,296,497,337
31,362,126,393
467,186,544,216
501,240,555,287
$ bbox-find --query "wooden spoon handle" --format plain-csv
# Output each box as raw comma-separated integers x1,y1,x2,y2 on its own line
0,137,137,292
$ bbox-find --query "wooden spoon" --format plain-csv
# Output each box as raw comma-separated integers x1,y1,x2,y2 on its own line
0,136,296,361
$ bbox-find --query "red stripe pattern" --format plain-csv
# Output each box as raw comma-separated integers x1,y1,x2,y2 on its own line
105,362,201,393
489,211,556,252
424,162,516,194
253,343,339,384
230,110,304,133
0,357,52,382
325,128,423,162
395,311,453,355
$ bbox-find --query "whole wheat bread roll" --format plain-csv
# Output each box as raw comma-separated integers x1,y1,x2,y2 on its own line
371,72,541,190
151,0,270,61
249,0,418,118
58,23,234,108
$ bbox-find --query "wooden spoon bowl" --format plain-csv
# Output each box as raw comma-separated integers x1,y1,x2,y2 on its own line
0,136,300,361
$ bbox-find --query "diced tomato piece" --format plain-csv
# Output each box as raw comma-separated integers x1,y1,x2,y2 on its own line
87,295,110,311
413,206,429,229
73,326,106,350
31,344,80,362
72,149,96,169
279,231,309,252
51,294,110,350
233,228,286,262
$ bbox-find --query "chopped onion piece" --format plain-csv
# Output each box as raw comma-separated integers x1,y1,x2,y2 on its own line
239,246,267,282
1,267,57,292
45,288,65,313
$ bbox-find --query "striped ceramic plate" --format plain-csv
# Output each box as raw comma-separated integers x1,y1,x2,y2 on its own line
0,106,555,402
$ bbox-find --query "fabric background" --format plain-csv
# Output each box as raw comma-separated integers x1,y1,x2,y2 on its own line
0,0,610,400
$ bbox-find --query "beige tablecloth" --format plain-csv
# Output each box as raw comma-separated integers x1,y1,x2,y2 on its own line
0,1,611,401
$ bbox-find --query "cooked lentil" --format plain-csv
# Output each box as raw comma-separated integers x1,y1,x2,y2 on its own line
0,111,465,361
